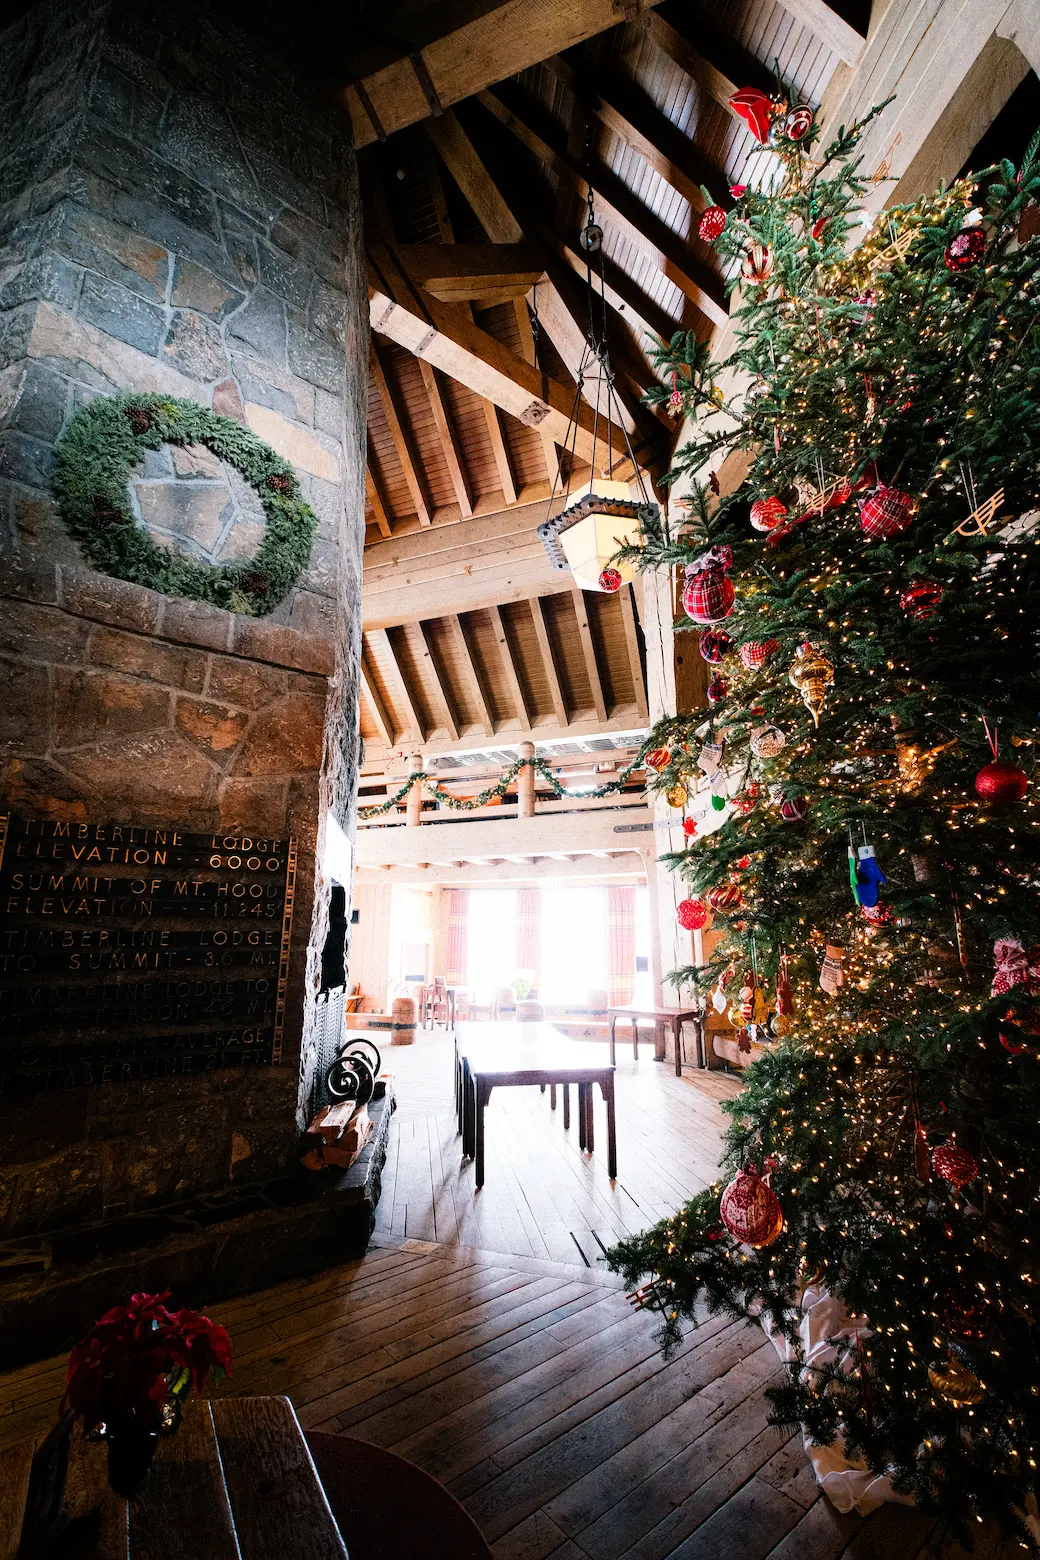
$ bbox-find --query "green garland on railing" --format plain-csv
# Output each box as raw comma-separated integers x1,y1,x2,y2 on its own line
358,751,650,820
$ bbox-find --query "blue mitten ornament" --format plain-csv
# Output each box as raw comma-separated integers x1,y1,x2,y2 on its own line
853,844,886,908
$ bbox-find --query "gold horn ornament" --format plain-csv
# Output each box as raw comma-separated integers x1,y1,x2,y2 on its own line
788,642,834,727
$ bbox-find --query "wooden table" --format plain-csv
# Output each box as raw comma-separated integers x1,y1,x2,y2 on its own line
607,1004,706,1075
3,1396,348,1559
456,1022,617,1188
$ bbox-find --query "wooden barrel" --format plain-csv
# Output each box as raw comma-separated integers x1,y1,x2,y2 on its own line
390,996,417,1044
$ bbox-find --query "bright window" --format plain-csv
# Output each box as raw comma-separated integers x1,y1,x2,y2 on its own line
539,887,608,1006
466,889,518,1005
633,886,653,1005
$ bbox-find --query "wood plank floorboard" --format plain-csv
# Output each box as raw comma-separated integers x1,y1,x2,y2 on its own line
0,1035,1020,1559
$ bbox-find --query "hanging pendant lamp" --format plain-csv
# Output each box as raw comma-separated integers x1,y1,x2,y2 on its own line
536,203,657,592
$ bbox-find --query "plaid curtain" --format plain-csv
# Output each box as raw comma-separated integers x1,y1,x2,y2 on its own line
607,884,636,1007
516,887,540,990
444,888,469,988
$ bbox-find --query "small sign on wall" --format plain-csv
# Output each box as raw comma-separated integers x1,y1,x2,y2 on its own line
0,815,296,1094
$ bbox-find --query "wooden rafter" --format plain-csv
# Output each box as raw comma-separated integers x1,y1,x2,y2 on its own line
427,112,641,451
369,246,633,467
512,296,562,488
393,243,543,306
571,587,608,722
360,658,396,746
478,88,728,327
545,53,721,215
365,464,393,539
418,360,473,518
642,12,763,120
369,341,433,527
618,584,649,721
370,627,425,742
531,596,569,726
773,0,864,65
491,605,532,731
450,615,495,737
342,0,667,149
416,621,460,741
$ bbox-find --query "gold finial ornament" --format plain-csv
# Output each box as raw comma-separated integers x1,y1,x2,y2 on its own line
788,642,834,727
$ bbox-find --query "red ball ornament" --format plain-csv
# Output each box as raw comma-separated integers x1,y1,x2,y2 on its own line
932,1143,979,1190
720,1165,783,1248
739,638,779,670
682,549,735,625
707,884,743,914
698,629,733,663
598,566,622,593
975,759,1028,805
859,484,915,540
698,205,727,242
783,104,814,142
862,901,894,926
900,579,943,619
677,898,709,930
780,797,808,822
944,227,986,273
707,671,730,705
750,496,787,532
645,748,671,771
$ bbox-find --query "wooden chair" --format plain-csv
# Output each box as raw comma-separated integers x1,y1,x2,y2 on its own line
427,975,451,1028
492,984,517,1020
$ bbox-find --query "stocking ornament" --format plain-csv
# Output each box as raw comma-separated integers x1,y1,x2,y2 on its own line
819,944,844,995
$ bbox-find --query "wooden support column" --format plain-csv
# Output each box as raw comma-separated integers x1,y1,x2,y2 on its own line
518,741,536,818
407,754,424,828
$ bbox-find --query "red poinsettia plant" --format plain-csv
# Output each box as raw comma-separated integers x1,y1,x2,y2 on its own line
64,1291,232,1434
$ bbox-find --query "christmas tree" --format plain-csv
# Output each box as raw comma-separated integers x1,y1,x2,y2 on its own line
606,93,1040,1542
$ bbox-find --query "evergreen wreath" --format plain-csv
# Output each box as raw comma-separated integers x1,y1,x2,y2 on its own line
53,392,318,616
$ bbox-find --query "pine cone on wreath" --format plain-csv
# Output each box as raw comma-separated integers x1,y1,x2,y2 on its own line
266,473,294,495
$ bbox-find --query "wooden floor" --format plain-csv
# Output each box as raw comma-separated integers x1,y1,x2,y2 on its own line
0,1037,1018,1559
374,1031,743,1265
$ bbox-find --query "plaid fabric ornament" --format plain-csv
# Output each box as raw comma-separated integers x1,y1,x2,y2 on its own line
859,484,915,540
682,547,735,625
698,629,733,663
991,937,1040,997
739,638,779,670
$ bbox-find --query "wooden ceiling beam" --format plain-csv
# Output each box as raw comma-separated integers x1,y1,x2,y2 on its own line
772,0,864,65
545,53,723,214
416,621,460,741
491,605,532,732
393,242,544,305
418,360,473,518
643,12,741,114
478,88,728,327
572,588,608,722
512,296,562,488
451,615,496,737
618,583,649,721
435,110,650,448
365,464,393,539
360,658,396,746
531,596,569,727
370,627,426,743
342,0,667,149
369,341,433,527
369,244,632,467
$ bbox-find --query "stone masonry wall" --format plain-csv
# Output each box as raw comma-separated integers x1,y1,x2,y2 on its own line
0,0,366,1240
